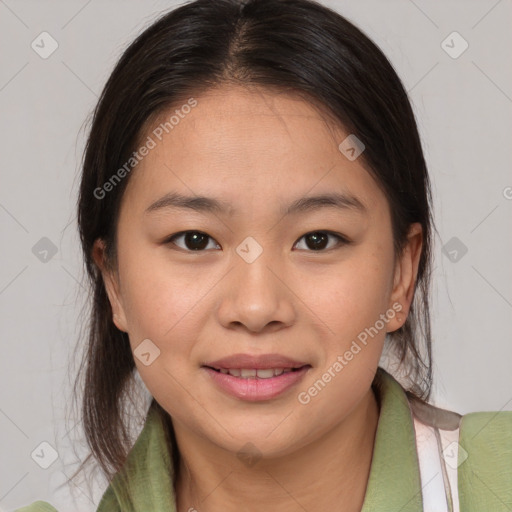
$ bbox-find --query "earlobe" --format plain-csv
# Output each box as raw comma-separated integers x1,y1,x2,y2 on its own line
92,239,129,333
387,223,423,332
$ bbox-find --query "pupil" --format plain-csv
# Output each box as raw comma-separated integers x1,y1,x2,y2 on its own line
307,232,327,250
185,232,208,250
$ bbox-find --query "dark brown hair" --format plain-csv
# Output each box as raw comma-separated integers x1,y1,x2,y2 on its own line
69,0,434,494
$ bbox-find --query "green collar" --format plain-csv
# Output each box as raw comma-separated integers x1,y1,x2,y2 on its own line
98,368,422,511
362,368,423,511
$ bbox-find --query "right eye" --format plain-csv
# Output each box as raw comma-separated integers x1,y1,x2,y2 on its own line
164,231,221,252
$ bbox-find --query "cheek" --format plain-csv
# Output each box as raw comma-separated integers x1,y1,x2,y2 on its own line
117,255,205,405
308,246,395,345
116,246,208,355
293,248,394,427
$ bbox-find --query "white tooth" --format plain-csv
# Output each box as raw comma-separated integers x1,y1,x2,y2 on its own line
240,369,257,378
256,369,275,379
274,368,284,376
219,368,228,374
228,368,241,377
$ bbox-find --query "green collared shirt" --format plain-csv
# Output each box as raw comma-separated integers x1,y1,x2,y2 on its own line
15,369,512,512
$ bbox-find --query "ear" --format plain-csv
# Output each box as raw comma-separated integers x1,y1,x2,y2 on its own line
92,238,129,333
386,223,423,333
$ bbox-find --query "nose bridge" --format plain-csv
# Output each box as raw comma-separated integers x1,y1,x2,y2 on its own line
217,240,295,332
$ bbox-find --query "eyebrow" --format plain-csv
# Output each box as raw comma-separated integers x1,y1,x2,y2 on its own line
144,191,367,216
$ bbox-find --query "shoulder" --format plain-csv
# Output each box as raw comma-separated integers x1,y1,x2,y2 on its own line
458,410,512,509
13,501,58,512
459,409,512,440
12,485,121,512
410,396,512,510
410,396,512,465
13,485,122,512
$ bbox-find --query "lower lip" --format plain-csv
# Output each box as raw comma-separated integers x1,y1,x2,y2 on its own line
203,366,311,401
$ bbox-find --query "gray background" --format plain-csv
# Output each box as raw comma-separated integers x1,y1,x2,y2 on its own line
1,0,511,510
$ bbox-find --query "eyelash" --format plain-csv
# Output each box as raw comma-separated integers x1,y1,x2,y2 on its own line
163,230,350,252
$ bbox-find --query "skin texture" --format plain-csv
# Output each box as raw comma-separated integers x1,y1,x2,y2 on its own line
93,85,422,512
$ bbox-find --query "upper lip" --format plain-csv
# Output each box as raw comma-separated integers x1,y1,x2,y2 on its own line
204,353,310,370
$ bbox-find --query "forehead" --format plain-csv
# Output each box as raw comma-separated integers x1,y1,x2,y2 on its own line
161,86,343,159
121,85,385,218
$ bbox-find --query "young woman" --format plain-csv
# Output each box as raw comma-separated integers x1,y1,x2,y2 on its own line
16,0,512,511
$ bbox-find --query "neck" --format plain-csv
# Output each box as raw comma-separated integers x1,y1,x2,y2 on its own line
173,387,380,512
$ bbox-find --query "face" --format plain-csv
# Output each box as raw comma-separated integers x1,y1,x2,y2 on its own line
95,85,422,458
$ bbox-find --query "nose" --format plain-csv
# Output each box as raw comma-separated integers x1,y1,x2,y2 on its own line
216,250,296,334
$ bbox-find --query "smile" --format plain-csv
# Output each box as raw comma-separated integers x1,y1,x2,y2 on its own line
209,367,305,378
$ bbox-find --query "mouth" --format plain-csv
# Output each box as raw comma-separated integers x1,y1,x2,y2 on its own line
205,366,309,379
201,354,312,401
